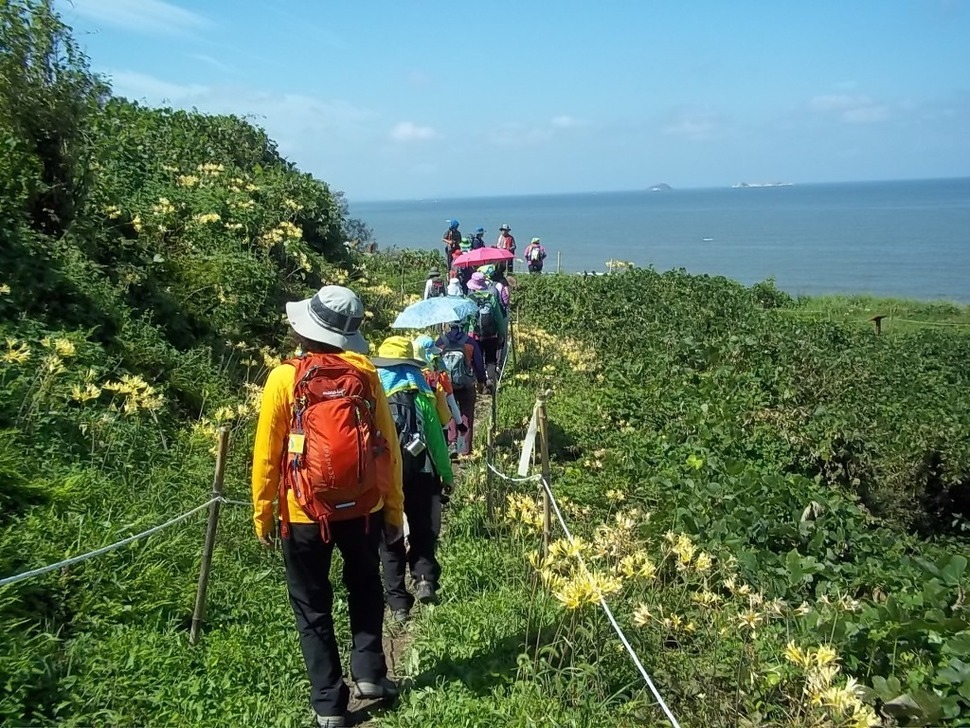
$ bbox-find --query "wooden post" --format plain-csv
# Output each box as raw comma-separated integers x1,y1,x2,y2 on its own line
537,395,552,557
189,425,229,645
871,315,886,336
556,251,561,273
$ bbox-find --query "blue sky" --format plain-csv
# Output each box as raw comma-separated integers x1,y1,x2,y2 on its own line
59,0,970,201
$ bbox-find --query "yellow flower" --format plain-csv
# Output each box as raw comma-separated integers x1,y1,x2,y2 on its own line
42,354,65,375
0,284,10,295
848,705,881,728
693,551,713,573
50,338,76,358
193,212,222,225
632,604,652,626
104,205,123,219
783,641,813,669
691,590,722,608
736,609,762,633
2,339,31,364
213,405,237,422
71,383,102,403
795,601,812,617
605,488,626,503
814,644,838,667
132,215,143,233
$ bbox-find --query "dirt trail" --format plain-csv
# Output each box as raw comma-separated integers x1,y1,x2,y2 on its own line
348,391,492,726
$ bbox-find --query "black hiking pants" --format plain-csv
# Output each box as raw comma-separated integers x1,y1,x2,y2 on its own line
380,471,442,611
480,337,500,385
282,513,388,718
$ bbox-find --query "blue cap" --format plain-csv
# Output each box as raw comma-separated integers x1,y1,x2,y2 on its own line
447,219,459,229
475,227,485,234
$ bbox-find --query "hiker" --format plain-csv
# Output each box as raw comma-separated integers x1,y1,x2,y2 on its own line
251,285,403,728
496,224,516,273
471,227,486,249
414,335,465,458
446,275,462,297
423,268,445,299
442,219,461,261
454,238,474,291
525,237,547,274
372,336,455,620
479,265,510,315
436,321,486,457
466,271,506,389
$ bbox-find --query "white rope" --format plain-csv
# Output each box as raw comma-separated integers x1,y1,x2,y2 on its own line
540,477,682,728
218,498,251,507
486,461,542,483
0,497,219,589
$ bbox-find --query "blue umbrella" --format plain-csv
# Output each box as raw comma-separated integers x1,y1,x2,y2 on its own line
391,296,478,329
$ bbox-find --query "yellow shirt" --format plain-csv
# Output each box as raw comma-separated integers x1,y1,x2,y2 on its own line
250,353,404,538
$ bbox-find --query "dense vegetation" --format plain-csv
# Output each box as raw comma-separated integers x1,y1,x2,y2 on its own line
2,2,969,727
383,271,969,727
0,3,382,725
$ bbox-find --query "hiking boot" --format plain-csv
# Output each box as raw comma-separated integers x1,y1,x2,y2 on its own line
391,608,410,624
316,713,347,728
415,579,438,605
354,676,399,700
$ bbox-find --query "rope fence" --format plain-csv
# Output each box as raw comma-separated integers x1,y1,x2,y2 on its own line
539,475,682,728
484,311,681,728
0,497,219,589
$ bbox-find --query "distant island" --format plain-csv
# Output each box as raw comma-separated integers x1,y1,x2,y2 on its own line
648,183,672,192
732,181,793,188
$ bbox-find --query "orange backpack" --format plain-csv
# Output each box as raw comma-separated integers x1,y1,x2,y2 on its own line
279,354,386,541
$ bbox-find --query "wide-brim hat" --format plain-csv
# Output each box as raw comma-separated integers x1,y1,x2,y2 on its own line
530,237,541,244
286,286,368,354
412,334,442,363
467,271,488,291
499,224,511,231
428,268,441,278
371,335,426,368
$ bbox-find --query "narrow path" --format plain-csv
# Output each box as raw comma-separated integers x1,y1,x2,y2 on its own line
348,392,489,726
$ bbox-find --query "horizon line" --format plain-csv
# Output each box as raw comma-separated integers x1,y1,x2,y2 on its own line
348,174,970,206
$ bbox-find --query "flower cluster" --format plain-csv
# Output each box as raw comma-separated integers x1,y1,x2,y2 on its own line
193,212,222,225
3,338,32,365
197,162,225,176
259,221,302,247
102,374,164,415
784,642,880,727
152,197,176,215
506,492,544,531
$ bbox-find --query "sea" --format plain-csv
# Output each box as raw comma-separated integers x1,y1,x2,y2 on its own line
350,178,970,302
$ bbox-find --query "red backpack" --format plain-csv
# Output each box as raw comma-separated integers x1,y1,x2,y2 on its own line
279,354,386,540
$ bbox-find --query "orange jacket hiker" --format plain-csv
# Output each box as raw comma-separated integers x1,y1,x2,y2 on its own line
251,352,404,540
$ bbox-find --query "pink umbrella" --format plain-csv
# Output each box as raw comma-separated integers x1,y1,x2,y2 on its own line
451,247,515,268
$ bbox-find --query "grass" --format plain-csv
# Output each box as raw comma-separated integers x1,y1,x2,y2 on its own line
782,293,970,333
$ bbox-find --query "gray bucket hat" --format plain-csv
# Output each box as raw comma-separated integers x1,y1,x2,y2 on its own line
285,286,369,354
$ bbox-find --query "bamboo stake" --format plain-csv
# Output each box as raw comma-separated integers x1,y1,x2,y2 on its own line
189,425,229,645
537,395,552,557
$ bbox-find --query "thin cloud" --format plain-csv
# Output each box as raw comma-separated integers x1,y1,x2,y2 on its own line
103,70,376,151
188,53,232,74
390,122,437,142
107,70,209,102
811,94,889,123
70,0,211,35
